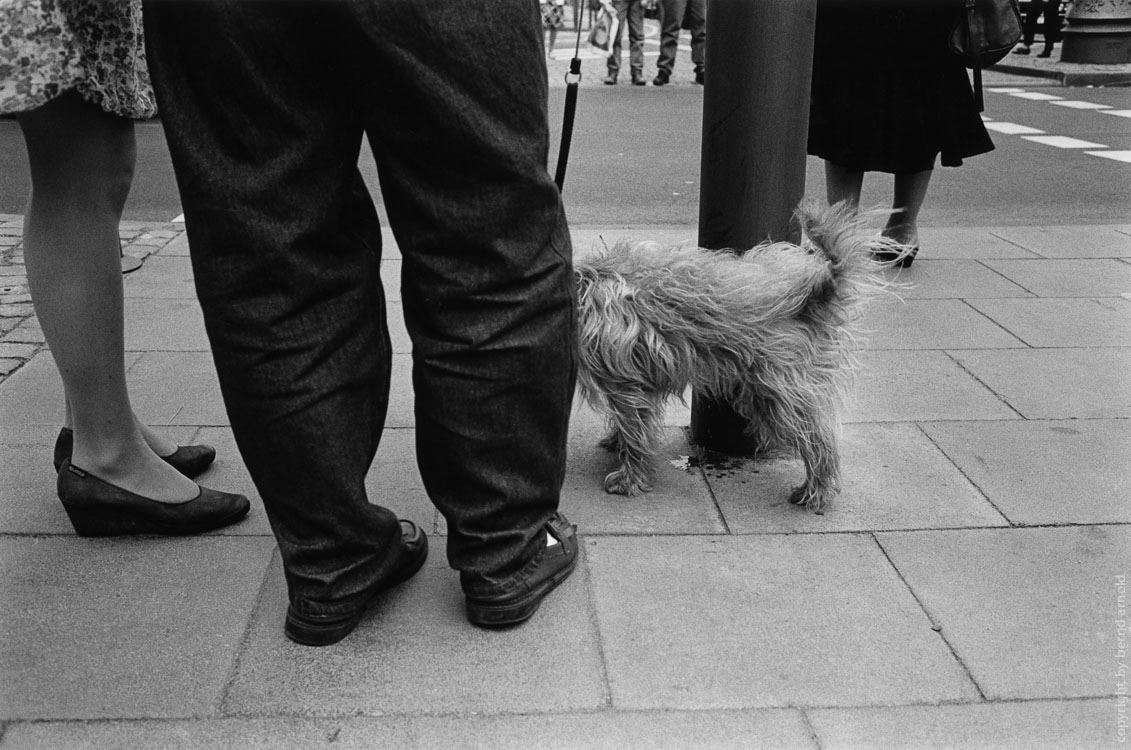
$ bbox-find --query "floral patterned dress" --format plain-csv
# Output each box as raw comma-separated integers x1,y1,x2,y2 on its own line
0,0,156,118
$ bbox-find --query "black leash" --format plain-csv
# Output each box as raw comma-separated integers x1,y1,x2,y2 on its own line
553,10,586,192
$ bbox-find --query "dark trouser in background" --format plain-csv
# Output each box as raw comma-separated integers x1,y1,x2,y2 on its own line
1022,0,1062,48
143,0,577,615
608,0,646,77
656,0,706,76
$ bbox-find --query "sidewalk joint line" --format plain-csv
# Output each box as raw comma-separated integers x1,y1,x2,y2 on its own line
869,532,989,702
913,422,1013,527
942,348,1029,421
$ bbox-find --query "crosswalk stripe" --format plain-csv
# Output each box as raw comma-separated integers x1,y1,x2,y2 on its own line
1021,135,1109,149
1099,110,1131,119
984,122,1045,134
1009,92,1065,101
1085,150,1131,163
1050,100,1113,110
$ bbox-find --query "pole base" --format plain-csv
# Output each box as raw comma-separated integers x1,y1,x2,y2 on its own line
689,393,759,456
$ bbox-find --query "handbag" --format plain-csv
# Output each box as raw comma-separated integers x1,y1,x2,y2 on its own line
949,0,1023,68
949,0,1022,111
588,5,619,52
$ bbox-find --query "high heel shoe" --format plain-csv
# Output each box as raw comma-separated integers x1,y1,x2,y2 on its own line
57,459,250,537
53,427,216,478
871,245,919,268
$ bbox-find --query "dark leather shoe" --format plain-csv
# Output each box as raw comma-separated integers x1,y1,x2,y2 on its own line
57,459,250,537
631,71,645,86
53,427,217,478
285,520,428,647
603,73,617,85
653,71,669,86
465,513,578,628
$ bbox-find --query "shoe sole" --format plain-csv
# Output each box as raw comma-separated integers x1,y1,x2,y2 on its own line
465,551,578,628
63,502,250,537
285,531,428,646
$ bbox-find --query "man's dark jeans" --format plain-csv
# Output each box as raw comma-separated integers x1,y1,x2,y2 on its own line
143,0,577,614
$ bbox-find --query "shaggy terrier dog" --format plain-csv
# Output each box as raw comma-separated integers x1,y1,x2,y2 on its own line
574,201,897,513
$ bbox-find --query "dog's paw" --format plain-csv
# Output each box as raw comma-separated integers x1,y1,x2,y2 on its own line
788,485,827,515
603,467,653,496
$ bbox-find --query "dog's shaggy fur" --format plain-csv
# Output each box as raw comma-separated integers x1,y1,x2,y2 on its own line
575,201,895,513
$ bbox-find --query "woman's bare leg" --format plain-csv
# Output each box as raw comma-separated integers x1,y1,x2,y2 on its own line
884,169,933,246
824,160,865,211
19,92,198,502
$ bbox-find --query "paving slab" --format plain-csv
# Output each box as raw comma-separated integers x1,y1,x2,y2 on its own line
122,298,210,352
808,698,1116,750
712,423,1007,534
949,348,1131,419
877,526,1131,701
922,420,1131,526
122,256,200,299
386,294,412,353
0,351,139,425
0,316,43,344
966,297,1131,348
989,226,1131,259
0,424,69,533
861,298,1027,350
983,258,1131,298
157,232,190,257
914,227,1041,260
0,718,389,750
891,260,1034,300
407,709,816,750
124,351,228,426
586,535,979,710
222,551,605,716
847,351,1021,423
379,226,401,260
0,708,818,750
364,427,442,536
562,417,724,535
0,536,275,719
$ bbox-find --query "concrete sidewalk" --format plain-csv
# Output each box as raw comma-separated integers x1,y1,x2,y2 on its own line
0,213,1128,749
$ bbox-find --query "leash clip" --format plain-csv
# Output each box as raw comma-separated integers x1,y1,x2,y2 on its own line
564,57,582,85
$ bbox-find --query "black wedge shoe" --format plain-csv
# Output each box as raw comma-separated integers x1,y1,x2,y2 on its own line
53,427,216,478
57,459,250,537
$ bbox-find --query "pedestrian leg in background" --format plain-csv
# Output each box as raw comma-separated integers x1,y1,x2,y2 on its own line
1015,0,1060,56
626,0,646,84
653,0,686,84
685,0,706,84
607,0,645,84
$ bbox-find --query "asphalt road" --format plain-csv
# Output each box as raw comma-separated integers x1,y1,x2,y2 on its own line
1,79,1128,227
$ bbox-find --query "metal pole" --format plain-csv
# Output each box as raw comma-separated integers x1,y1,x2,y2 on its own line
690,0,817,453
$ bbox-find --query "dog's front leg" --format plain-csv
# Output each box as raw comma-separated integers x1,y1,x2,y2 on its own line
600,392,661,496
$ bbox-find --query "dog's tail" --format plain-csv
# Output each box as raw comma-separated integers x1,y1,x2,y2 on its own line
794,199,904,314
